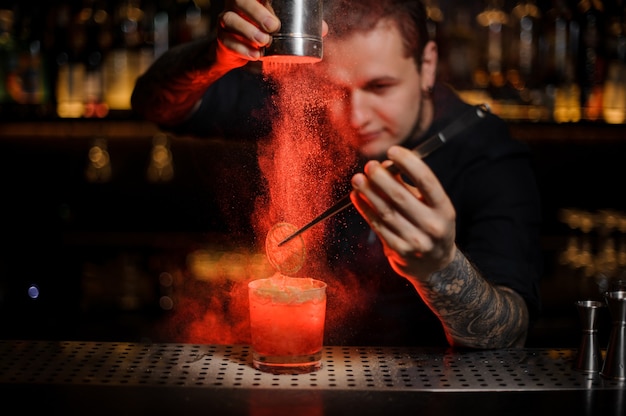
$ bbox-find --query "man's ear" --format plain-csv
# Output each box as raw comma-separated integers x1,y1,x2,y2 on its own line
420,41,438,90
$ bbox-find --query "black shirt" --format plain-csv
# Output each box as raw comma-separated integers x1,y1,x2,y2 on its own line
325,84,542,346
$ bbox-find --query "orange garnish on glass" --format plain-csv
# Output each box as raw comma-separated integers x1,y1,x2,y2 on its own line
265,222,306,275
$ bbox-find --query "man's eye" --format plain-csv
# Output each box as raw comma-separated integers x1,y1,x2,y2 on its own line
367,83,392,93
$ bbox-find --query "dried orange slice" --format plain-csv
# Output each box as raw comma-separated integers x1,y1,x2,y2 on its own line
265,222,306,275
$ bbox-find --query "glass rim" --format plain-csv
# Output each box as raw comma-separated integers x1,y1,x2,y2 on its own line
248,276,327,292
575,300,605,308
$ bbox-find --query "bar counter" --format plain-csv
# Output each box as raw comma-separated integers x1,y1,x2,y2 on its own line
1,340,624,415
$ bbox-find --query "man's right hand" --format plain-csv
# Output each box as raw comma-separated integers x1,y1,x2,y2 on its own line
216,0,281,67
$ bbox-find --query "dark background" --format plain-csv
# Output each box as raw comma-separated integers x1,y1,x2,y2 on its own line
1,0,626,348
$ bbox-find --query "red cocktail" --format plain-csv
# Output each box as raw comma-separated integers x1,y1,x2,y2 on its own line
248,275,326,374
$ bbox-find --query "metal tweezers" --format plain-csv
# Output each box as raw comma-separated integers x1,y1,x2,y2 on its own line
278,103,490,246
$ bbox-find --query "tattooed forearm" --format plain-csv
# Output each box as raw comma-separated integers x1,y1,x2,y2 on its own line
415,249,529,349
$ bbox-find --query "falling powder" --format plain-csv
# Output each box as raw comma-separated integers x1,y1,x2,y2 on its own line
253,61,356,264
252,61,374,343
158,61,377,346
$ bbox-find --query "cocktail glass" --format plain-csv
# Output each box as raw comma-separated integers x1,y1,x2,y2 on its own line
248,276,326,374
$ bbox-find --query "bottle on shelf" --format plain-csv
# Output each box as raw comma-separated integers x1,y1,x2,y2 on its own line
543,0,582,122
83,0,111,118
0,7,17,118
439,5,477,91
601,0,626,124
103,0,169,113
172,0,210,45
423,0,444,45
4,3,52,119
55,0,87,118
474,0,512,99
103,0,143,112
507,0,542,102
145,0,170,61
576,0,607,121
85,136,112,183
1,0,625,125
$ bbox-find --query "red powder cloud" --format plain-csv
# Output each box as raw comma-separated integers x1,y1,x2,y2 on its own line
158,62,376,345
252,63,374,343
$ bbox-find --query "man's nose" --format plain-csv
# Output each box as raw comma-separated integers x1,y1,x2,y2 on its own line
349,90,369,129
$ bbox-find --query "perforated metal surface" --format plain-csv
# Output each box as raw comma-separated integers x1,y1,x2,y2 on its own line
0,340,623,392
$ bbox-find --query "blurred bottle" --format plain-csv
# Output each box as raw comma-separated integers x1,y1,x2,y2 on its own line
423,0,444,44
137,1,161,79
5,3,52,119
576,0,607,121
602,0,626,124
172,0,210,45
543,0,582,122
507,0,542,103
475,0,510,95
146,132,174,183
82,0,111,118
142,0,171,63
55,0,86,118
103,0,167,113
103,0,143,112
85,136,112,183
0,7,17,118
440,5,477,90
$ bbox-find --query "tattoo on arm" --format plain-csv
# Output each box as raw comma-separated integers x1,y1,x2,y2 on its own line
417,250,529,349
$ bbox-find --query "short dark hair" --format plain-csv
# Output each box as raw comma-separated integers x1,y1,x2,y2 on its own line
323,0,430,65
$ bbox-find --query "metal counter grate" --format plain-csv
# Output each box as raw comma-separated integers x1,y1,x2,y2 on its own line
0,341,623,391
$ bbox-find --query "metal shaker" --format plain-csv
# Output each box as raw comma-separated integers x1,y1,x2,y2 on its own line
261,0,323,63
575,300,605,373
600,290,626,380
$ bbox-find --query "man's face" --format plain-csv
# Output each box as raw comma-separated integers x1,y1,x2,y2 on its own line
320,20,425,159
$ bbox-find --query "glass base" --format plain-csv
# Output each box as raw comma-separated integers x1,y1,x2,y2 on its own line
252,351,322,375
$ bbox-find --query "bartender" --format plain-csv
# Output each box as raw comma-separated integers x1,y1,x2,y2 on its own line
131,0,542,348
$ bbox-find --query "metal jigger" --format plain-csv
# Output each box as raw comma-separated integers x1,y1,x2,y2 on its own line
600,290,626,380
575,300,606,373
